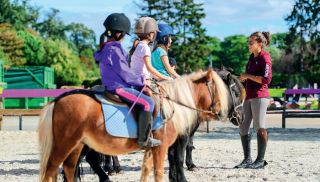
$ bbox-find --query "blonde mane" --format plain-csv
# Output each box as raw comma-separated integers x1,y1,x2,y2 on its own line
158,70,229,135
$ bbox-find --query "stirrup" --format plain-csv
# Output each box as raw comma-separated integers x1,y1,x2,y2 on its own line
138,137,161,147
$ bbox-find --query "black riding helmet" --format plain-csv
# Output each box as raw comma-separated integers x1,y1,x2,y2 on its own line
103,13,131,41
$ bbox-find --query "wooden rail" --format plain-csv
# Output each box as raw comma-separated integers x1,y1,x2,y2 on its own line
281,89,320,128
0,89,74,130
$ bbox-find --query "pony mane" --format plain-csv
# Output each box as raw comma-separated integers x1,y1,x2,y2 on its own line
231,74,246,101
158,70,229,135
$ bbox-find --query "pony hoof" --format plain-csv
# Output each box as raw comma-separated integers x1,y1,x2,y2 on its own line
108,170,115,176
114,167,122,173
187,164,197,171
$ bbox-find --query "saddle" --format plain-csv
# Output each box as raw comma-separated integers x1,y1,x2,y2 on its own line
91,85,161,119
90,85,164,138
91,85,123,103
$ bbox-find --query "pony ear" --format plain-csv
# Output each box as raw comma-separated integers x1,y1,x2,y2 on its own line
220,64,225,70
206,69,213,81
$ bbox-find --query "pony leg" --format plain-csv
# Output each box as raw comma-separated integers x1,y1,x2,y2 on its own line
86,150,110,182
63,144,83,182
174,137,189,182
140,149,153,182
152,145,168,182
186,122,199,171
43,140,82,181
168,145,177,182
112,156,121,173
103,155,113,173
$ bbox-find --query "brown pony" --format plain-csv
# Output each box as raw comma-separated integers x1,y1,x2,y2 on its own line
38,70,229,182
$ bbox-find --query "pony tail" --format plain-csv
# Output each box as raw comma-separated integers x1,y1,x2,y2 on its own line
129,38,140,56
38,102,55,181
262,32,271,46
99,31,107,51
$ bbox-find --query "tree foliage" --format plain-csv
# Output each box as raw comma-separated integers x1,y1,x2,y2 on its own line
66,23,96,53
137,0,210,73
35,8,66,39
43,39,86,86
0,0,99,86
0,24,25,65
218,35,249,75
285,0,320,85
16,29,45,65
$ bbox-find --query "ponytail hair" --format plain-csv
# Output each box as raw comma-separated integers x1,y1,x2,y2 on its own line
99,31,107,51
262,32,271,46
250,31,271,48
129,38,140,56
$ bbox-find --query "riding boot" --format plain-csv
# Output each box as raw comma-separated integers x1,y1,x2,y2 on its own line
247,128,268,169
137,111,161,147
234,134,252,168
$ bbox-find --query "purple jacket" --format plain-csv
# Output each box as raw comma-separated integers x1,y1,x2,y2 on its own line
94,41,144,91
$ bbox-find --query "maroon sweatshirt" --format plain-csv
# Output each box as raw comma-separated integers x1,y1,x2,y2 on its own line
245,50,272,100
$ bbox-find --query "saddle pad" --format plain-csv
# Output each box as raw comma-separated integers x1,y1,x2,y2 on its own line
102,103,164,138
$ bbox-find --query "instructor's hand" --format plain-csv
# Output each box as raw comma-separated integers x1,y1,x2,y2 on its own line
239,73,249,82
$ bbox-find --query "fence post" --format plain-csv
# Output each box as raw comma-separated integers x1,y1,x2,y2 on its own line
19,115,22,130
206,121,209,133
282,93,286,128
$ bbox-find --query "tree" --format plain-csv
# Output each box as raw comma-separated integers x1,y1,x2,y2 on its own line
285,0,320,85
137,0,210,73
219,35,249,75
0,0,40,30
0,47,10,65
65,23,96,53
170,0,210,73
136,0,173,23
35,8,66,39
206,36,222,68
270,32,289,50
0,24,25,65
17,29,45,65
43,39,86,86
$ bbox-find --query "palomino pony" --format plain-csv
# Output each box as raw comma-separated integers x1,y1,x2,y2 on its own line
38,69,229,182
167,68,246,182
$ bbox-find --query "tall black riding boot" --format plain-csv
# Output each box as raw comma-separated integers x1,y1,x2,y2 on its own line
234,134,252,168
247,128,268,169
137,111,161,147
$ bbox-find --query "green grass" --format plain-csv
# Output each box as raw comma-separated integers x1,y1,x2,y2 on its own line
269,88,285,97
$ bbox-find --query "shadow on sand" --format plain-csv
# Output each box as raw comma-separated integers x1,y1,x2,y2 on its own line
196,127,320,141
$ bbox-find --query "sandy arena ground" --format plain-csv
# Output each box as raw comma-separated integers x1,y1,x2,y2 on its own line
0,115,320,182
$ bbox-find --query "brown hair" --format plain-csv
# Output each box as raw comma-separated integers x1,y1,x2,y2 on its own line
129,38,140,56
99,31,107,51
250,31,271,48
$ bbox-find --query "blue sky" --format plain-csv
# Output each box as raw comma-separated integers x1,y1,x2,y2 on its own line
30,0,295,46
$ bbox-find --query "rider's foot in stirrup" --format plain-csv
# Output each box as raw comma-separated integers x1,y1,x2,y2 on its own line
138,137,161,147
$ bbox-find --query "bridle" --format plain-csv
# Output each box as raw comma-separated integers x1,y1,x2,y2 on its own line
206,80,220,116
225,74,244,126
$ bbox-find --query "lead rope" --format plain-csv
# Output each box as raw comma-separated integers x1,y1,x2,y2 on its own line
148,82,219,116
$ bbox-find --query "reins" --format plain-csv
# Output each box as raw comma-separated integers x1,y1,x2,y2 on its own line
148,80,219,116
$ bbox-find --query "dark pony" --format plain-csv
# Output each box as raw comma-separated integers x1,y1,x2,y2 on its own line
168,68,245,182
